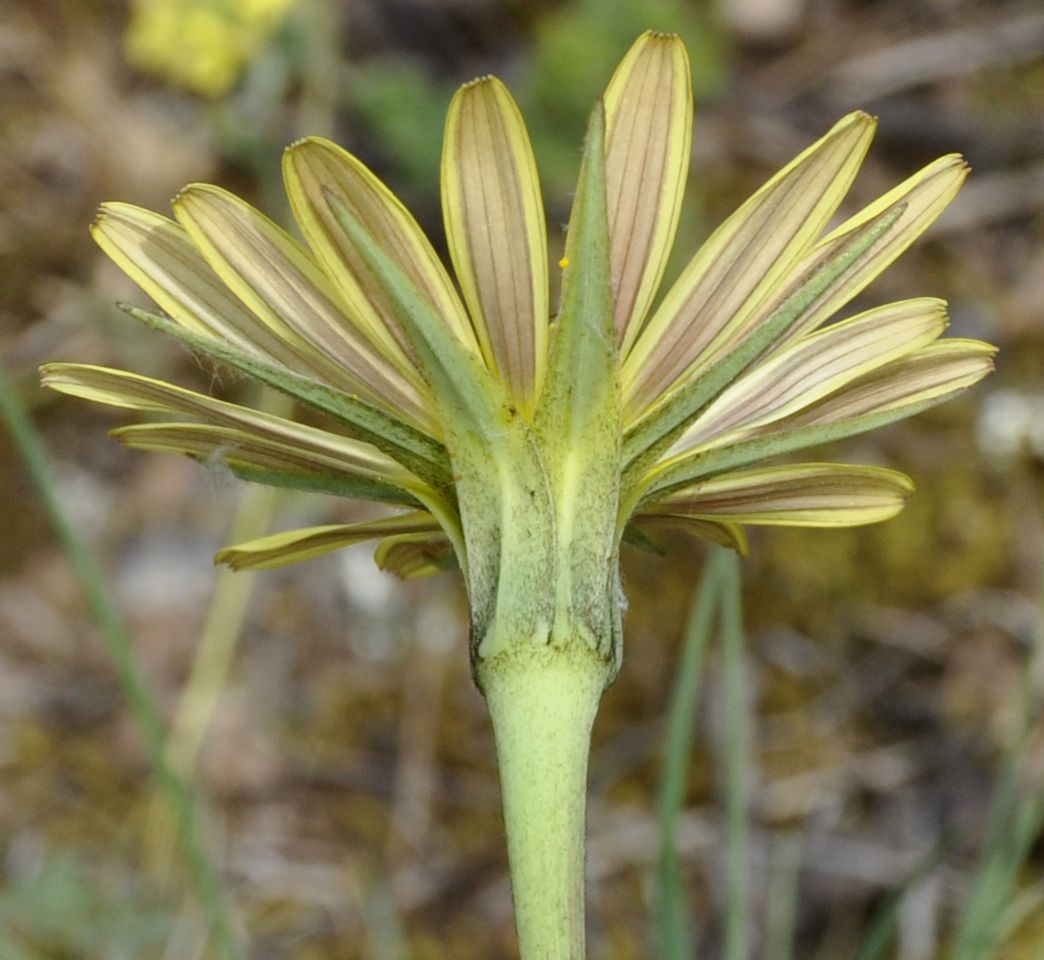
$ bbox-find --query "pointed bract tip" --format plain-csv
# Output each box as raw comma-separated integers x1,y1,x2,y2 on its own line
644,29,679,40
319,184,353,224
115,300,160,323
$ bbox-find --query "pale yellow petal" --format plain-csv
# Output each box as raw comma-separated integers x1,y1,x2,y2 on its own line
215,511,441,570
623,111,877,418
39,362,418,486
92,203,309,366
769,339,998,430
640,339,996,499
173,184,433,430
604,31,693,352
672,298,948,454
373,532,455,579
649,463,914,526
751,154,969,348
110,423,414,501
442,76,548,410
283,137,480,362
630,514,750,554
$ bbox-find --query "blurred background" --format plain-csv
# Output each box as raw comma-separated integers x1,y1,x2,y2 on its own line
1,0,1043,957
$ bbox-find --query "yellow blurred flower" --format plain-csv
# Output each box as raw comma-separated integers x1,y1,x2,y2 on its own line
126,0,297,97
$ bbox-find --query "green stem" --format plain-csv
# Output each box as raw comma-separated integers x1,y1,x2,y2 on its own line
480,646,610,960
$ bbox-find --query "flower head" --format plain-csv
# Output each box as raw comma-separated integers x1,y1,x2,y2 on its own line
125,0,298,97
43,31,994,667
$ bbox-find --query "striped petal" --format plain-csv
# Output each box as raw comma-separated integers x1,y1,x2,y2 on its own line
629,514,750,554
374,532,455,579
283,137,480,363
111,423,419,503
672,297,948,454
647,463,914,526
770,339,998,431
92,203,328,371
620,204,903,469
442,76,548,411
622,112,876,417
604,31,693,353
216,511,442,571
750,154,969,350
644,339,995,497
172,184,432,429
39,362,420,488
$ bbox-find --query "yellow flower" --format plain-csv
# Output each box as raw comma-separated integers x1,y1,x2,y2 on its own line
126,0,296,97
43,32,996,956
47,30,992,596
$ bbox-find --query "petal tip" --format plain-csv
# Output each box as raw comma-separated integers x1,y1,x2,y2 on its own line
460,74,498,91
836,110,878,136
935,154,972,185
91,202,137,234
172,182,223,210
643,29,680,41
283,135,335,159
282,138,311,166
212,548,238,570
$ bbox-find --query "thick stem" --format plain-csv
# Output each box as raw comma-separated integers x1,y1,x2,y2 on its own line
480,646,610,960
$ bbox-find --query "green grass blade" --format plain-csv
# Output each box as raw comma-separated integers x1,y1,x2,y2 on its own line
363,873,411,960
764,832,802,960
952,561,1044,960
657,548,730,958
997,878,1044,943
719,550,750,960
853,835,953,960
952,793,1044,960
0,362,242,960
854,564,1044,960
